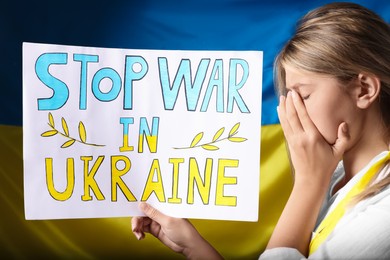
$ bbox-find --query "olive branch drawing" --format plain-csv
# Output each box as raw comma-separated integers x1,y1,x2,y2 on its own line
41,112,105,148
174,122,247,151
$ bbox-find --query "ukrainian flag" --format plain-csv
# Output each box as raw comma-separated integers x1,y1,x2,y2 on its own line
1,0,388,258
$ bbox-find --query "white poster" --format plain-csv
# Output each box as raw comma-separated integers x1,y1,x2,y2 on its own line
23,42,262,221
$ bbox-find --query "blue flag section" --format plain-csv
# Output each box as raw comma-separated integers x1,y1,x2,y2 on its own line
1,0,389,258
2,0,390,126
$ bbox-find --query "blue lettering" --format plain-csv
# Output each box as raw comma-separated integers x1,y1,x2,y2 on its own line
36,53,69,110
200,59,224,112
92,68,122,102
227,59,250,113
124,56,148,110
159,58,210,111
73,54,99,110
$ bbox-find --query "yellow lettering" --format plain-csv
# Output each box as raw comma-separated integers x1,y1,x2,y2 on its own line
119,117,134,152
111,155,136,201
120,134,134,152
215,159,238,206
187,157,213,204
45,157,75,201
141,159,166,202
81,156,105,201
168,158,184,203
138,135,158,153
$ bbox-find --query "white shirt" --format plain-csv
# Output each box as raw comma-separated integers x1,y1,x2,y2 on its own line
259,151,390,260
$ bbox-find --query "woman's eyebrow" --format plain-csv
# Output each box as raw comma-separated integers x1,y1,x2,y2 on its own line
286,83,310,91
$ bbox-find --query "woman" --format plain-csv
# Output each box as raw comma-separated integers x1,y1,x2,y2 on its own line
131,2,390,259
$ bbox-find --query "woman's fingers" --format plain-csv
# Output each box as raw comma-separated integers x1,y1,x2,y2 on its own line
280,90,318,136
131,203,164,240
131,216,147,240
291,90,317,133
134,203,192,253
277,95,293,138
139,202,169,227
285,91,304,134
278,90,306,141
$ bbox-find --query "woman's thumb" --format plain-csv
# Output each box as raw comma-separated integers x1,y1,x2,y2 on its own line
333,122,350,158
139,202,166,223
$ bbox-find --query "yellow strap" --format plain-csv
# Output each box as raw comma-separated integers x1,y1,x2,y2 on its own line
309,151,390,255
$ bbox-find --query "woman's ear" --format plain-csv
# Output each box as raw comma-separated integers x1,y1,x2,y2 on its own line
355,72,381,109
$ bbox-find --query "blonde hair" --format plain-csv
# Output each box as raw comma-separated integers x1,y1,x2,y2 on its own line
274,2,390,202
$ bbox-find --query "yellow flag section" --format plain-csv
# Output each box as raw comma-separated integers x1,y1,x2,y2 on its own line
0,123,292,259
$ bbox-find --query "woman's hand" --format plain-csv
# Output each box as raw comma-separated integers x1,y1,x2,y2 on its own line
266,90,351,255
277,90,350,186
131,202,223,260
